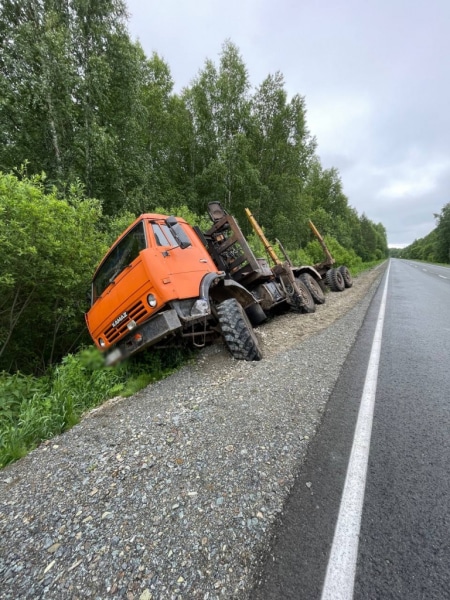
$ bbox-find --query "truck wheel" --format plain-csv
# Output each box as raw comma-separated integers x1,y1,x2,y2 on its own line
339,265,353,288
299,273,326,304
295,279,316,313
326,268,345,292
217,298,262,361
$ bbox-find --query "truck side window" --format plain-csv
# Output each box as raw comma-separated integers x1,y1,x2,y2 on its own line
152,223,168,246
161,224,178,247
151,223,178,247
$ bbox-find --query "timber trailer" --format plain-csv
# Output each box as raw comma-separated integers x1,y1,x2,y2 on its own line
308,220,353,292
200,202,326,322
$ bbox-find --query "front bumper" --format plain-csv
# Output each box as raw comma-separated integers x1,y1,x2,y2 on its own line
105,309,182,366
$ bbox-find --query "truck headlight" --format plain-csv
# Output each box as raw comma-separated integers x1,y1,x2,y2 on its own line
99,338,106,348
147,294,157,308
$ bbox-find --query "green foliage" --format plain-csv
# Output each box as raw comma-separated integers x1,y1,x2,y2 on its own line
388,248,403,258
400,207,450,264
0,0,155,213
245,226,363,274
183,40,260,223
288,236,362,271
100,211,138,246
0,171,106,372
0,372,49,428
350,259,386,276
245,231,272,259
0,347,122,467
321,236,363,270
247,71,316,245
435,203,450,263
153,204,212,232
0,344,189,468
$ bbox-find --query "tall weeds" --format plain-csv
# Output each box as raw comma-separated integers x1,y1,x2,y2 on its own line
0,346,189,468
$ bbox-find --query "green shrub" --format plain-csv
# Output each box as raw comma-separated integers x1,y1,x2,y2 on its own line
351,258,386,276
0,344,189,468
0,372,49,427
0,171,106,373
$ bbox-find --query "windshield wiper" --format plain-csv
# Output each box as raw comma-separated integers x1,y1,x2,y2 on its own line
108,267,123,284
108,262,133,284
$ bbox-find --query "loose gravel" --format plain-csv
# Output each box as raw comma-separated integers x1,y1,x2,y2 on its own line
0,264,386,600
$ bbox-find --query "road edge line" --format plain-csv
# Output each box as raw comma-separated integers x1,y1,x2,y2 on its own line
320,261,391,600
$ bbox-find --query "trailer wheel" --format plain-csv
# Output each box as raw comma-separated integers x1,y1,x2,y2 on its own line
295,279,316,313
299,273,326,304
338,265,353,288
326,268,345,292
217,298,262,361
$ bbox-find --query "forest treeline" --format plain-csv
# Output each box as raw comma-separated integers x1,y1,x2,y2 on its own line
392,203,450,263
1,0,388,376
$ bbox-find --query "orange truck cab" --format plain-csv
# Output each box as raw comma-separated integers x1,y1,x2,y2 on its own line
85,213,262,364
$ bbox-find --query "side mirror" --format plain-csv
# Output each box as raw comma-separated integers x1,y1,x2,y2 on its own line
207,201,228,222
165,216,192,249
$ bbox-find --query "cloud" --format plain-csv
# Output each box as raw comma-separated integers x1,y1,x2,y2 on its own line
307,93,374,160
377,155,450,201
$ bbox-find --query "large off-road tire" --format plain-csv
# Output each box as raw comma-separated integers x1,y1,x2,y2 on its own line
325,268,345,292
299,273,326,304
339,265,353,288
295,279,316,313
217,298,262,361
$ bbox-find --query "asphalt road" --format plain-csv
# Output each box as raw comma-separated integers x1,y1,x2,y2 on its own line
402,259,450,282
251,259,450,600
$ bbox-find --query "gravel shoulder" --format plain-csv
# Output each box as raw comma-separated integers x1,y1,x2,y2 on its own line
0,263,387,600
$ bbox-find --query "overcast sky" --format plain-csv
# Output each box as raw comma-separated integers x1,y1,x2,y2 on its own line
125,0,450,247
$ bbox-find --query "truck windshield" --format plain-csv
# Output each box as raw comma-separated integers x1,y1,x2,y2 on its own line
93,221,146,301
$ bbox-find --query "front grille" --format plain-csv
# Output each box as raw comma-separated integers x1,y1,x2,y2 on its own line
105,300,148,343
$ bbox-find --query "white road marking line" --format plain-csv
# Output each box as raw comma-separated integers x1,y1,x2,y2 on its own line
423,268,427,272
438,275,447,279
320,263,391,600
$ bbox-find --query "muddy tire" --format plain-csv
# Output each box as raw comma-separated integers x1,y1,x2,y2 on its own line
295,279,316,313
339,265,353,288
326,268,345,292
299,273,326,304
217,298,262,361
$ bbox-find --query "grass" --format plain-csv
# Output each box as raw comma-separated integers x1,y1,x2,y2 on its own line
0,346,190,469
351,258,387,277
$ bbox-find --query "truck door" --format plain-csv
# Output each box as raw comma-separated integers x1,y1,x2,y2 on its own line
149,220,216,299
